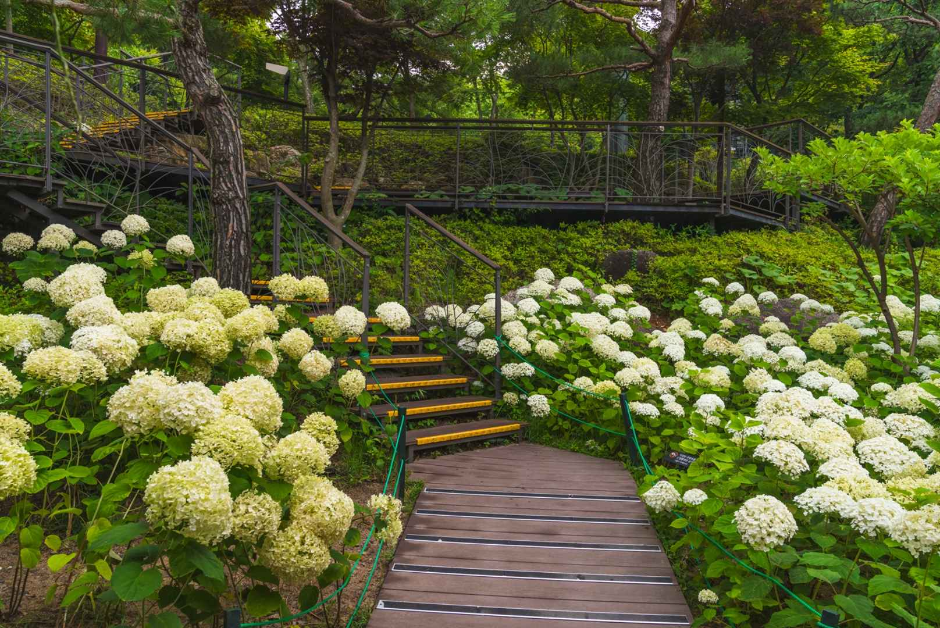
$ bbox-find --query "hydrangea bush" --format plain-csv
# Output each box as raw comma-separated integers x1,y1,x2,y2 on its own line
438,267,940,627
0,228,403,624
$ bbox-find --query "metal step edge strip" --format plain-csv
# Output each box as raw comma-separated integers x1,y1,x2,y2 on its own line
392,563,674,585
424,488,640,502
415,509,649,525
405,534,661,552
375,600,690,625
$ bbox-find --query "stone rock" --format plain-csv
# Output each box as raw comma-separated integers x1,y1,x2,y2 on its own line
602,250,659,279
269,145,301,163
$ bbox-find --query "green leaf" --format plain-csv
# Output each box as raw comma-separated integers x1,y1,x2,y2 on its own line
869,574,916,596
806,567,841,584
856,538,887,560
767,607,819,628
187,542,224,582
44,534,62,551
799,552,842,567
88,521,148,552
89,420,119,439
810,532,837,549
835,594,896,628
245,585,283,617
147,612,183,628
20,547,41,569
48,553,77,573
111,562,162,601
738,574,774,601
245,565,279,585
298,585,319,611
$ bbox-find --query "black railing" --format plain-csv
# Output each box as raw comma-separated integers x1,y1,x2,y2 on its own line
403,203,502,397
304,117,799,225
746,118,831,155
0,32,214,266
249,181,371,315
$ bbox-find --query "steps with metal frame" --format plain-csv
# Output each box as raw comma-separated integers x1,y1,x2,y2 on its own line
366,374,473,395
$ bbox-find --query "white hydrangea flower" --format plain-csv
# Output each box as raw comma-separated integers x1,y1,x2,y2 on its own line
37,233,70,252
290,475,354,544
757,291,778,304
683,489,708,506
794,486,857,518
298,276,329,301
301,412,340,456
535,339,560,361
857,435,924,479
502,362,535,380
218,376,283,433
166,234,195,257
101,230,127,248
698,589,719,605
264,432,329,482
193,414,265,471
701,277,720,287
516,298,540,316
0,435,38,500
21,277,48,293
279,328,314,360
23,346,107,386
852,498,905,537
2,232,34,255
376,302,411,332
477,338,499,359
189,277,221,298
339,369,366,400
591,334,620,361
534,268,555,283
224,306,279,343
144,456,232,545
334,305,368,337
890,505,940,557
70,324,139,374
231,491,281,544
694,394,725,417
121,214,150,236
734,495,797,550
66,294,122,327
268,273,302,300
147,285,188,313
527,394,550,418
593,293,616,308
641,481,680,513
369,493,404,543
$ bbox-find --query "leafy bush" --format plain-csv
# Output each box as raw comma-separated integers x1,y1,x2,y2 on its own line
436,265,940,627
0,222,402,625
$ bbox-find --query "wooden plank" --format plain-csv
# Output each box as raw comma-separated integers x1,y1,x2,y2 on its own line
417,494,647,515
381,571,687,604
405,519,657,540
409,475,636,492
391,540,674,568
388,556,677,578
369,610,683,628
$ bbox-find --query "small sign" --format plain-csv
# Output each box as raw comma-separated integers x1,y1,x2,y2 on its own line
265,62,289,76
664,451,697,469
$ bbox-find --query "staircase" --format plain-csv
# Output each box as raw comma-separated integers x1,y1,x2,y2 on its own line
361,335,524,462
59,109,198,151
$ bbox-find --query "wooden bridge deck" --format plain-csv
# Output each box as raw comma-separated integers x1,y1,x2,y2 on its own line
367,443,693,627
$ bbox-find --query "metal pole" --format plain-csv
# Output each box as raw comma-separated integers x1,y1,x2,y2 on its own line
604,123,611,219
403,210,411,308
819,611,839,628
137,67,147,213
619,393,640,466
43,50,52,191
301,115,308,197
723,126,732,216
397,407,408,496
187,151,194,274
361,257,370,317
797,121,804,154
454,123,461,212
494,269,502,400
272,186,281,276
236,70,242,121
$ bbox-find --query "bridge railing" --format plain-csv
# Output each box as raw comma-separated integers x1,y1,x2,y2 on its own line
0,32,214,264
249,181,371,315
745,119,831,154
304,117,798,224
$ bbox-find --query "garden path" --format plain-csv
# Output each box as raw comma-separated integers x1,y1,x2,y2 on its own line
366,443,693,627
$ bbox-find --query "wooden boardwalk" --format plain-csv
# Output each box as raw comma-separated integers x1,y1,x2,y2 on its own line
367,443,693,627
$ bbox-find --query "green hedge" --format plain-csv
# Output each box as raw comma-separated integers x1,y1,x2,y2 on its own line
346,211,940,311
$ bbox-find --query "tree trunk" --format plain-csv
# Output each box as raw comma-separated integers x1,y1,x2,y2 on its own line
647,61,672,122
172,0,250,292
297,54,316,111
863,65,940,247
4,0,11,33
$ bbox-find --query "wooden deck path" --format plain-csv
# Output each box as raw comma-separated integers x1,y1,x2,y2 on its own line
367,443,693,627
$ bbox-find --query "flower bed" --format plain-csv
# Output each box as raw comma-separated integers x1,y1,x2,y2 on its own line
0,221,404,626
434,266,940,627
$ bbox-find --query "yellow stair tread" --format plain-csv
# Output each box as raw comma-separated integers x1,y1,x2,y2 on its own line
249,294,329,304
322,336,420,343
341,355,444,366
366,376,469,392
380,398,493,418
311,316,382,324
412,422,524,446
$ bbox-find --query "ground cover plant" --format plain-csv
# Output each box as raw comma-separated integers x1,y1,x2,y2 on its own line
0,222,405,626
426,266,940,627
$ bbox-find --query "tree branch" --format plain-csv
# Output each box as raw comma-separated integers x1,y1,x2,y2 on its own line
18,0,172,23
541,60,654,78
559,0,656,58
322,0,472,38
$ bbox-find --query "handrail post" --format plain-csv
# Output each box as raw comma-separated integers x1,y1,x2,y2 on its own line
604,123,611,220
397,407,408,498
494,268,502,399
403,209,411,308
722,125,732,216
619,393,640,466
819,610,839,627
43,50,52,191
362,256,370,317
137,65,147,213
272,186,281,276
222,607,241,628
454,122,460,211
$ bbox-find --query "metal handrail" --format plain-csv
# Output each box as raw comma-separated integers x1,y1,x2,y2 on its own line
403,203,501,396
249,181,371,315
1,31,301,110
746,118,831,139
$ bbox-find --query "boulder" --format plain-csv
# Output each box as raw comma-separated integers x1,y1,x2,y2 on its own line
602,249,659,279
